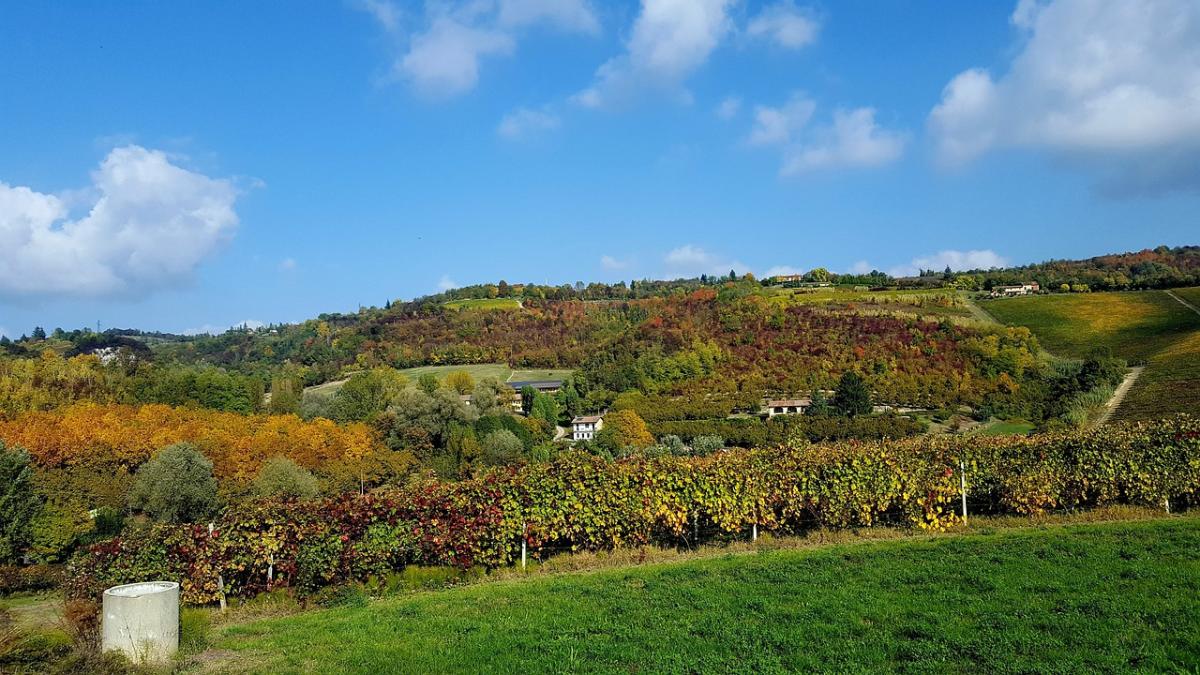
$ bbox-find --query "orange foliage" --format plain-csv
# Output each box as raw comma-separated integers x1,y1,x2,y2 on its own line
0,403,376,480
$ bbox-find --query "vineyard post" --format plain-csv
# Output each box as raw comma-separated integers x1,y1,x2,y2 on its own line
521,522,527,570
752,523,758,542
959,459,968,524
692,512,698,546
209,522,226,612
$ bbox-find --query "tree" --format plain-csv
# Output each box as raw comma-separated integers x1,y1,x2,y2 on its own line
332,367,406,422
520,385,537,415
805,267,830,283
252,457,320,500
31,327,46,341
128,443,219,523
691,435,725,455
472,377,512,417
832,372,872,417
479,430,524,467
595,410,654,454
445,370,475,396
529,393,560,430
0,443,40,563
268,366,304,415
417,373,440,395
806,390,833,417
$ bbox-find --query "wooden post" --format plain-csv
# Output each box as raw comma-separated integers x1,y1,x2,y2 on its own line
209,522,227,611
960,459,968,525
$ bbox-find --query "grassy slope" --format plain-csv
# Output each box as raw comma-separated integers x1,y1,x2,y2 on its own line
985,290,1200,420
442,298,522,311
212,517,1200,674
305,364,576,397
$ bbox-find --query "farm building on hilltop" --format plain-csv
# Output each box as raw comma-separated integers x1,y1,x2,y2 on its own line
507,380,563,412
571,415,604,441
990,282,1040,297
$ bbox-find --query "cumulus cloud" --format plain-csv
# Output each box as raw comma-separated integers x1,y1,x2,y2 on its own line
747,92,814,146
848,260,872,274
437,274,458,291
715,96,741,120
574,0,735,108
0,145,239,300
746,1,820,49
600,255,629,270
747,94,905,174
928,0,1200,194
362,1,599,98
664,244,750,277
888,249,1009,277
781,107,907,174
497,107,561,139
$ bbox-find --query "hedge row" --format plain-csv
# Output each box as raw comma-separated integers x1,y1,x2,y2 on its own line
68,416,1200,605
650,413,924,447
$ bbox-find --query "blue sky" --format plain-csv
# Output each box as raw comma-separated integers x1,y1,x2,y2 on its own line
1,0,1198,337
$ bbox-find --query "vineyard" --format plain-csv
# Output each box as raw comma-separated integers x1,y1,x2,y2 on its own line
66,416,1200,605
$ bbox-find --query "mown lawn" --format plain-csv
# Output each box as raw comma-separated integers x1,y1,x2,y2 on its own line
210,517,1200,673
984,290,1200,362
443,297,522,311
976,419,1036,436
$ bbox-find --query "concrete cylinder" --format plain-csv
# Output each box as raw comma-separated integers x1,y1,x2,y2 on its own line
101,581,180,664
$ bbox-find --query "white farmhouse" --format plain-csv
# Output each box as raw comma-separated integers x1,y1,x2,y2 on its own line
571,415,604,441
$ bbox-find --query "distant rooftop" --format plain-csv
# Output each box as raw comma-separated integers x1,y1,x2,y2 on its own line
508,380,563,390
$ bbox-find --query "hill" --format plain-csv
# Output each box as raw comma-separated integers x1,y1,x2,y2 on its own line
203,516,1200,673
984,288,1200,420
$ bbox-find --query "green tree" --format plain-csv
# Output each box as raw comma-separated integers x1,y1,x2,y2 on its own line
0,443,40,563
268,365,304,415
417,372,440,395
472,377,512,417
529,393,560,430
691,435,725,456
445,370,475,396
832,372,872,417
252,457,321,500
332,367,406,422
128,443,219,523
520,385,537,415
479,430,524,467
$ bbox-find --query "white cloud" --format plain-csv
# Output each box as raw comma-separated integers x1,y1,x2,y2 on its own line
357,0,401,32
363,1,600,99
888,249,1009,277
574,0,735,108
747,92,815,146
781,107,907,174
497,0,599,34
497,107,561,139
747,95,905,174
600,255,629,270
0,145,239,300
764,265,803,278
437,275,458,291
279,257,297,271
715,95,741,120
400,18,515,97
664,244,750,277
848,260,872,274
928,0,1200,194
746,1,819,49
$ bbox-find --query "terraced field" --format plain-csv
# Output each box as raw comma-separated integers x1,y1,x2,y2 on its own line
305,363,575,397
986,289,1200,420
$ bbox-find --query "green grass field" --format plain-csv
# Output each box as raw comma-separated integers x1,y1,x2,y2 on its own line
975,419,1036,436
986,289,1200,421
208,517,1200,673
305,364,575,397
1172,286,1200,307
767,286,975,319
983,290,1200,362
443,297,522,311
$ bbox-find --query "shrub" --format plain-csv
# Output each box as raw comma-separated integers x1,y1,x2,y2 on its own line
480,431,524,467
128,443,219,523
0,444,39,563
0,564,63,595
691,435,725,456
252,457,321,500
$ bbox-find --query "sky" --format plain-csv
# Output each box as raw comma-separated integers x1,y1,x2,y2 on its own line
1,0,1198,337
